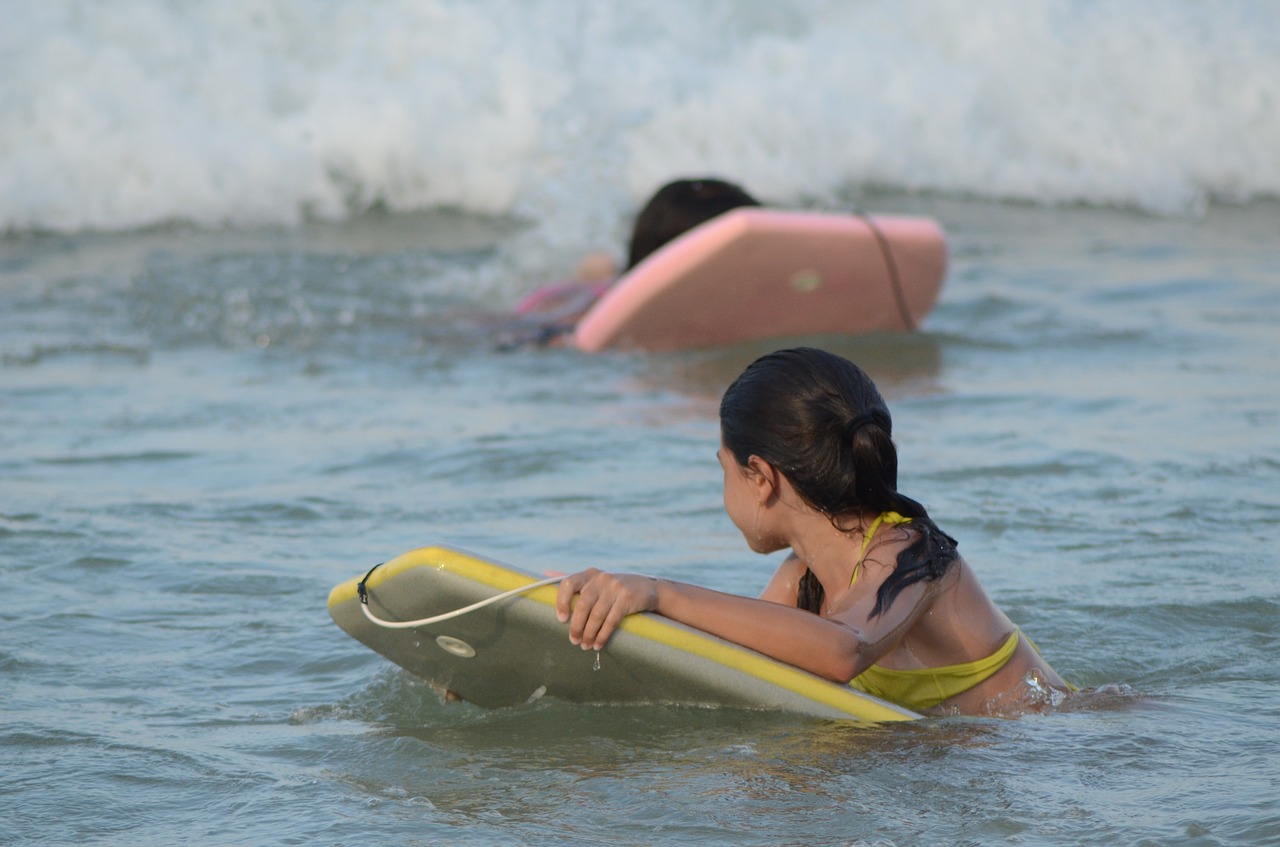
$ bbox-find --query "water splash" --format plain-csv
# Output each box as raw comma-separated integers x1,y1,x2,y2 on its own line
4,0,1278,234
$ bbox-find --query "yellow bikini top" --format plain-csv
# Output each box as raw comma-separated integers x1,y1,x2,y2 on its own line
851,630,1022,711
850,511,913,587
844,511,1064,710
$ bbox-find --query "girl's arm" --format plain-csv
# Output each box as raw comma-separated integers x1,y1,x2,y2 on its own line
554,564,942,683
556,569,859,682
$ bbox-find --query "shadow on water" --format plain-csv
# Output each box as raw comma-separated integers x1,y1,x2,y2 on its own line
601,330,947,409
300,665,1039,762
296,667,1154,845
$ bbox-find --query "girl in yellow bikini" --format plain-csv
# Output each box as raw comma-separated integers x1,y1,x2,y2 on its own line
555,347,1073,716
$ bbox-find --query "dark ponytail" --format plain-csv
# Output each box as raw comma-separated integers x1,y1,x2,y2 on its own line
720,348,958,617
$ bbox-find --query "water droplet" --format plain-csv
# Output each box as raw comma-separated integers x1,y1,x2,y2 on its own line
592,652,601,671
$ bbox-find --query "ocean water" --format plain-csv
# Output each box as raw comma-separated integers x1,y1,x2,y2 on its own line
3,2,1279,845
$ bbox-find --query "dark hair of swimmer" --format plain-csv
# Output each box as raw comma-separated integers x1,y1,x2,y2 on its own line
625,178,760,270
718,347,960,617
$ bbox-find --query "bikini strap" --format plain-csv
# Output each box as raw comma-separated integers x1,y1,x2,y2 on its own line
851,511,913,587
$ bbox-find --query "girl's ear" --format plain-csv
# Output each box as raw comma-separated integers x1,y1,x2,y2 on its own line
745,455,780,504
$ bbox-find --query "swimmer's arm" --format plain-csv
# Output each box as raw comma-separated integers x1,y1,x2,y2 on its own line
755,557,941,674
654,579,869,681
825,578,938,674
555,568,864,683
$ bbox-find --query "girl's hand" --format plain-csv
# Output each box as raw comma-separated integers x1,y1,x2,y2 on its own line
554,568,659,650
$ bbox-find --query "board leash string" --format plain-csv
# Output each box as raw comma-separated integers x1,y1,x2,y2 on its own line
858,213,916,332
356,562,566,629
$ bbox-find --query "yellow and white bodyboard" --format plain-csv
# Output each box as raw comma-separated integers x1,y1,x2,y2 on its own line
328,546,920,723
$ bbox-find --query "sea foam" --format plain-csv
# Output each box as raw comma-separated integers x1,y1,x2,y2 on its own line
2,0,1278,235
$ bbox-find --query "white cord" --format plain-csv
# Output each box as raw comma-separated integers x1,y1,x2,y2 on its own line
359,575,566,629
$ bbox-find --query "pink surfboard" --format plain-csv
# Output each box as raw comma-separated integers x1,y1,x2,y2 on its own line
573,209,947,352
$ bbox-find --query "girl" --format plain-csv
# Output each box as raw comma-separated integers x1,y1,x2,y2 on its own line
555,347,1072,716
511,178,760,336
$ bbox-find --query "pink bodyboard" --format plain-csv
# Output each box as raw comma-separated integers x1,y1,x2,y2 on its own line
572,209,947,352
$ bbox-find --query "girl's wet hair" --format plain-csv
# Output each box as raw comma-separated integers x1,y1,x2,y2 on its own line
719,347,958,617
626,178,760,270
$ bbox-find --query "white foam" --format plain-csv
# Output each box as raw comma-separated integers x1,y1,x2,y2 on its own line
3,0,1278,235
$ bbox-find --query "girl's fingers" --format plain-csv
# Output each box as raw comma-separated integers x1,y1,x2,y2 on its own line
568,578,606,646
555,568,597,622
593,598,633,650
555,577,575,622
559,571,653,649
578,588,621,650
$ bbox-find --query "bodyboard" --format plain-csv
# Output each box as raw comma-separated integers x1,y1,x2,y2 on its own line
328,545,920,723
573,208,947,352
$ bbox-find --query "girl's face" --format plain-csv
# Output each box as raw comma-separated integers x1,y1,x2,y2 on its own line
718,441,782,553
717,443,750,533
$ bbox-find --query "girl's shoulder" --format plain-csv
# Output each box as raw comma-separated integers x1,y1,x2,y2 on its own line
778,552,814,585
860,518,918,569
759,553,808,605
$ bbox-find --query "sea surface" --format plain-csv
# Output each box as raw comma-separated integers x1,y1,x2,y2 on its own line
3,2,1279,846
